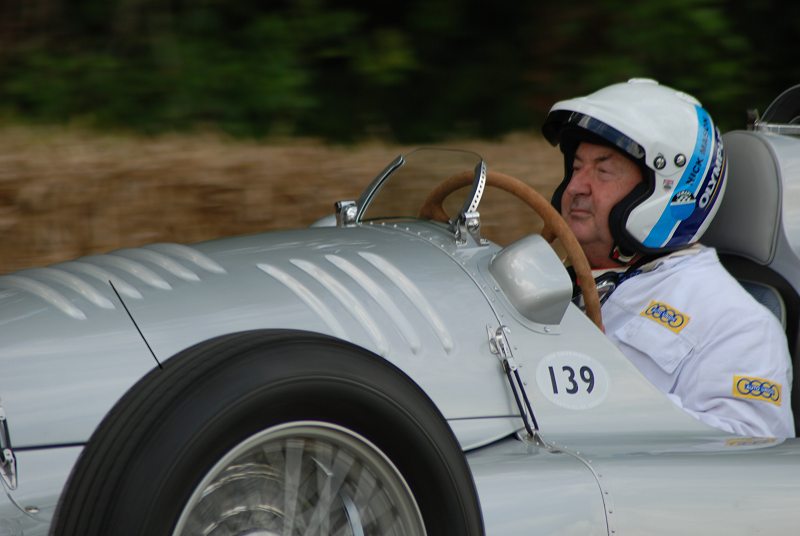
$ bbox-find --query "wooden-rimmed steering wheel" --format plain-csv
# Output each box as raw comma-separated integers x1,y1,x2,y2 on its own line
419,170,603,330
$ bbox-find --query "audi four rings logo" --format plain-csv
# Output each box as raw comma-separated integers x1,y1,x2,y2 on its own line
734,375,782,406
640,301,689,333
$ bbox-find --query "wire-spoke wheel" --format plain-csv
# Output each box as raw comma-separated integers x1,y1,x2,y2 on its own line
172,421,425,536
52,331,483,536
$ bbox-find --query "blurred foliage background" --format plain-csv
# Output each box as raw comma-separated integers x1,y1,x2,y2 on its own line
1,0,797,142
0,0,797,273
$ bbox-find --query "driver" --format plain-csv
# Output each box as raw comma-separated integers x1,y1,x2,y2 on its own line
542,79,794,438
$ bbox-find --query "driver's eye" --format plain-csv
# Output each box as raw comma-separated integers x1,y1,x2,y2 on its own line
598,167,619,180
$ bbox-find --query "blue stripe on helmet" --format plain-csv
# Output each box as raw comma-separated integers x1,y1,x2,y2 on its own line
643,106,713,248
665,126,725,247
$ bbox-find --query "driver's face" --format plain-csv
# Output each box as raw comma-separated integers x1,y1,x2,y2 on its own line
560,142,643,268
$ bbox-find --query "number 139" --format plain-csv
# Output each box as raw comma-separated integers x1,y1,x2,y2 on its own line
548,365,595,395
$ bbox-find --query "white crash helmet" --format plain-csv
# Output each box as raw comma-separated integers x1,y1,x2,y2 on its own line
542,78,727,263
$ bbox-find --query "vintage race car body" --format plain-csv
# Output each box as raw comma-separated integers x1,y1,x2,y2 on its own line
1,89,800,535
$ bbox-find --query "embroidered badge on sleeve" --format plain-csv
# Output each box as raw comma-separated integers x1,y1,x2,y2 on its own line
733,375,782,406
640,300,690,333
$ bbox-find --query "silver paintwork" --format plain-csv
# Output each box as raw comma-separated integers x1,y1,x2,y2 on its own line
545,434,800,534
489,234,573,326
0,446,81,536
2,127,800,533
469,432,800,535
774,134,800,262
467,436,609,536
0,275,90,320
1,225,522,449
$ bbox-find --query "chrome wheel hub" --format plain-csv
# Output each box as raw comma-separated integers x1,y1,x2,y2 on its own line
172,421,426,536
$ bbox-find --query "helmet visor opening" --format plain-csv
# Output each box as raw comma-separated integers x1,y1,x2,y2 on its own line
544,110,645,161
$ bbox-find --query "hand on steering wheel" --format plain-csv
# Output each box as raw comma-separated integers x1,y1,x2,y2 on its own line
419,170,603,330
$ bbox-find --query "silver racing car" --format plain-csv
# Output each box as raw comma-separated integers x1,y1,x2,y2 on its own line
1,87,800,535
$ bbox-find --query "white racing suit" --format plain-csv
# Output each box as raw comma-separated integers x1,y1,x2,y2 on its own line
600,245,795,438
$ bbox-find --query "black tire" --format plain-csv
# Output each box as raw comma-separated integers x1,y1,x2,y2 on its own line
51,330,483,536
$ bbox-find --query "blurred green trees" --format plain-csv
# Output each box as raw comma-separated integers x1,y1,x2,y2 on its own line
0,0,796,141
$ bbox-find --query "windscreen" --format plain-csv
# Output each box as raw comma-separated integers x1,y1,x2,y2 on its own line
358,148,483,224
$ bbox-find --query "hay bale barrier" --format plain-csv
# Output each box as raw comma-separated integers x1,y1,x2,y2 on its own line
0,127,561,274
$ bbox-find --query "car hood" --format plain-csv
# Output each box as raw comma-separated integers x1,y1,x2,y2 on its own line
0,223,519,448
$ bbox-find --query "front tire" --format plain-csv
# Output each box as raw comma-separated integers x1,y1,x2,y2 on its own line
52,330,483,536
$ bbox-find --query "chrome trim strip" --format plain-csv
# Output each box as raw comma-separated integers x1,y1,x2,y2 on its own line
326,254,421,354
58,261,143,299
291,259,388,357
754,122,800,136
0,275,87,320
355,154,404,221
358,252,453,353
27,268,115,309
115,249,201,282
257,263,347,340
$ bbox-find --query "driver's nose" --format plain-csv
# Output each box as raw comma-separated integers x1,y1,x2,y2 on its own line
564,167,592,196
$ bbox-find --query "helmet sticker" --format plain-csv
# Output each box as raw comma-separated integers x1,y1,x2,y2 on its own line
669,190,696,219
665,126,725,248
642,106,721,248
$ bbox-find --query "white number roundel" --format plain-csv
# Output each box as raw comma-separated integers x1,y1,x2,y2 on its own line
535,351,609,410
